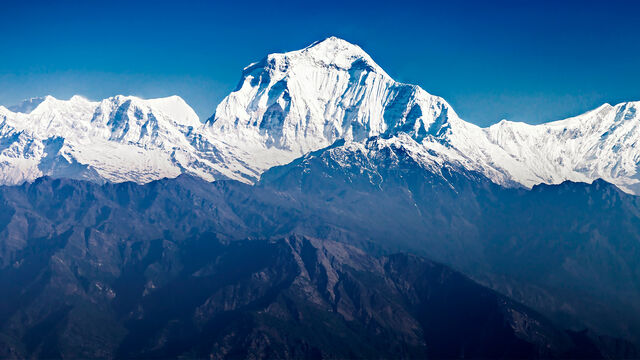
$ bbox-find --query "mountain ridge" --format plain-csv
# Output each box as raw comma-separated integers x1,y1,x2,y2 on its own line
0,174,637,358
3,37,640,194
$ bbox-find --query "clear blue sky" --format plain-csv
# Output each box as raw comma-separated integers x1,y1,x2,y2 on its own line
1,0,639,126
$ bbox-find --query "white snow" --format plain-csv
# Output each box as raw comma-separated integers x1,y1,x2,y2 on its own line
2,37,640,194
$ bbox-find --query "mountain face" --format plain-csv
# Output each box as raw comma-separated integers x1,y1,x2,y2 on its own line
0,177,630,359
207,37,456,174
3,37,640,194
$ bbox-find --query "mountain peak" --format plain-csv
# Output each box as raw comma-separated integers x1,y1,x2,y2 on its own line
68,95,93,104
303,36,364,54
237,37,388,79
294,36,387,76
311,35,348,45
27,95,98,115
94,94,201,128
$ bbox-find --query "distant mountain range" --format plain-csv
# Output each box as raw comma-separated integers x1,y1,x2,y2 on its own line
0,176,637,358
1,37,640,358
2,37,640,193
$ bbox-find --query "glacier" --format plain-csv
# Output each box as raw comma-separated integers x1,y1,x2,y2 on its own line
2,36,640,194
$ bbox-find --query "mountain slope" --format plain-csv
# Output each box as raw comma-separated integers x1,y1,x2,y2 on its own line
0,181,619,360
259,141,640,344
0,176,636,358
1,171,640,347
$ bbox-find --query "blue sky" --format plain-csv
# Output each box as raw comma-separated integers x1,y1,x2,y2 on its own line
1,0,639,126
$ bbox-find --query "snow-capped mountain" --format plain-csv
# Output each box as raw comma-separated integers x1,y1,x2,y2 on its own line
2,36,640,194
482,102,640,193
0,94,259,184
210,36,640,194
208,36,455,174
